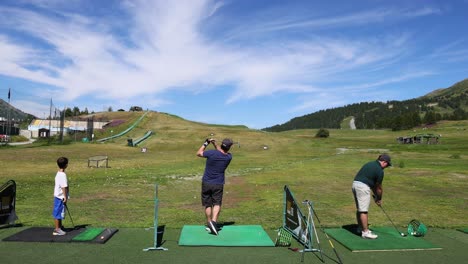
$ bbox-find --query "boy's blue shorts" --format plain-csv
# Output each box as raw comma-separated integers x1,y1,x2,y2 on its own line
52,197,65,220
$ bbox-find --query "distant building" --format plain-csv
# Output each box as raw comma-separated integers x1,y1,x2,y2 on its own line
27,119,109,138
0,118,19,135
130,106,143,111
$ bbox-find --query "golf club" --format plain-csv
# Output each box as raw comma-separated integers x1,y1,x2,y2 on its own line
64,203,76,229
378,205,406,237
311,205,344,264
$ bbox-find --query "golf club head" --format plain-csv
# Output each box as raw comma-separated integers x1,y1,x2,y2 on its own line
379,205,407,237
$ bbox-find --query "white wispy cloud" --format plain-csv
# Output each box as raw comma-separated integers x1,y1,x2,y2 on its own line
223,6,440,41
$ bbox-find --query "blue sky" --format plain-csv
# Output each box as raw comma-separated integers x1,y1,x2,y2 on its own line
0,0,467,129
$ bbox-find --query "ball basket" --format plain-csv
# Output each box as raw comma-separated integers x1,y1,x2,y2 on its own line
407,219,427,237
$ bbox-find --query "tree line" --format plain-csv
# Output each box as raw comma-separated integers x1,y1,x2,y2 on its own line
263,80,468,132
63,106,90,117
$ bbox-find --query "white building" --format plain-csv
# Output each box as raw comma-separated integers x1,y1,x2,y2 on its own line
27,119,109,138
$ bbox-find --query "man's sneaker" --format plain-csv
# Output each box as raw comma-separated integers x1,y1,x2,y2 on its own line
361,230,378,239
208,221,218,235
206,224,221,232
52,229,67,236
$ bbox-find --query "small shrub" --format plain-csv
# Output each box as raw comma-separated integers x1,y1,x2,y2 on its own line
399,160,405,168
11,135,29,142
315,128,330,138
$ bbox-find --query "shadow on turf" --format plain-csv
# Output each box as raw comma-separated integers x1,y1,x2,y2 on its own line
157,225,166,247
0,223,23,230
218,221,235,228
342,224,360,236
144,225,168,247
206,221,236,236
295,226,347,264
62,224,89,232
292,246,342,264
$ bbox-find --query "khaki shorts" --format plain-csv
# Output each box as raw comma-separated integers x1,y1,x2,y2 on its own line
352,181,371,212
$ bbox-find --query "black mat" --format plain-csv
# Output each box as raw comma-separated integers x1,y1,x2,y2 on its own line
2,226,118,244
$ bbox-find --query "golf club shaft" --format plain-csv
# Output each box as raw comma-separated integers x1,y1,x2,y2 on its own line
64,203,75,228
312,209,344,264
379,205,403,236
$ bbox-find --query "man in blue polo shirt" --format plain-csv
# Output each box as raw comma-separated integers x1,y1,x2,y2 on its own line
197,138,233,235
352,154,392,239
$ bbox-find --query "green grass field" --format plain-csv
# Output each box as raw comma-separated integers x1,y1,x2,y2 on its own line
1,111,467,263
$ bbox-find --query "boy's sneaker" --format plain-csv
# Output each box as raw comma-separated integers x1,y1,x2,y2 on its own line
208,221,218,235
52,229,67,236
361,230,378,239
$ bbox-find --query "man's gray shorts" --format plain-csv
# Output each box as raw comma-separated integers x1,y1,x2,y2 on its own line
201,182,224,207
352,181,371,212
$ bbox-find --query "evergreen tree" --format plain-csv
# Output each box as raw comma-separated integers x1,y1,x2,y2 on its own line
452,108,466,120
391,116,402,131
72,106,80,116
423,111,437,125
64,107,73,117
412,112,422,127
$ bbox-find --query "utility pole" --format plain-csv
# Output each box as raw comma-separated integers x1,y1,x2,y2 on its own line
6,88,11,140
48,98,52,144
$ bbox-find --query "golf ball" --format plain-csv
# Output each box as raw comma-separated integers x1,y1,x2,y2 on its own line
100,236,104,239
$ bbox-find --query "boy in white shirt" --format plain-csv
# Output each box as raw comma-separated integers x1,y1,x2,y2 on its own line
52,157,69,236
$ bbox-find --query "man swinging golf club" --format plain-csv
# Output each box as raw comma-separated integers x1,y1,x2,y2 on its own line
196,138,233,235
352,154,392,239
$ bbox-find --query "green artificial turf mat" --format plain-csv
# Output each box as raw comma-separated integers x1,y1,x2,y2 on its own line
325,227,442,252
1,226,117,244
72,228,105,241
178,225,274,246
456,228,468,234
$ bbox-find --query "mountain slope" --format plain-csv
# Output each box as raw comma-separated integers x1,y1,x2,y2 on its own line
423,79,468,98
0,99,35,121
263,78,468,132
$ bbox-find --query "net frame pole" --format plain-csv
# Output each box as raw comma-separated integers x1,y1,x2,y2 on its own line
143,184,168,251
300,200,323,263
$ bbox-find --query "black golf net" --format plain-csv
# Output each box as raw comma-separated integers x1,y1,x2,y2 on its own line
0,180,18,227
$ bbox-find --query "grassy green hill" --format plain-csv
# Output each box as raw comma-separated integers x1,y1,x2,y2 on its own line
1,111,467,230
423,79,468,98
